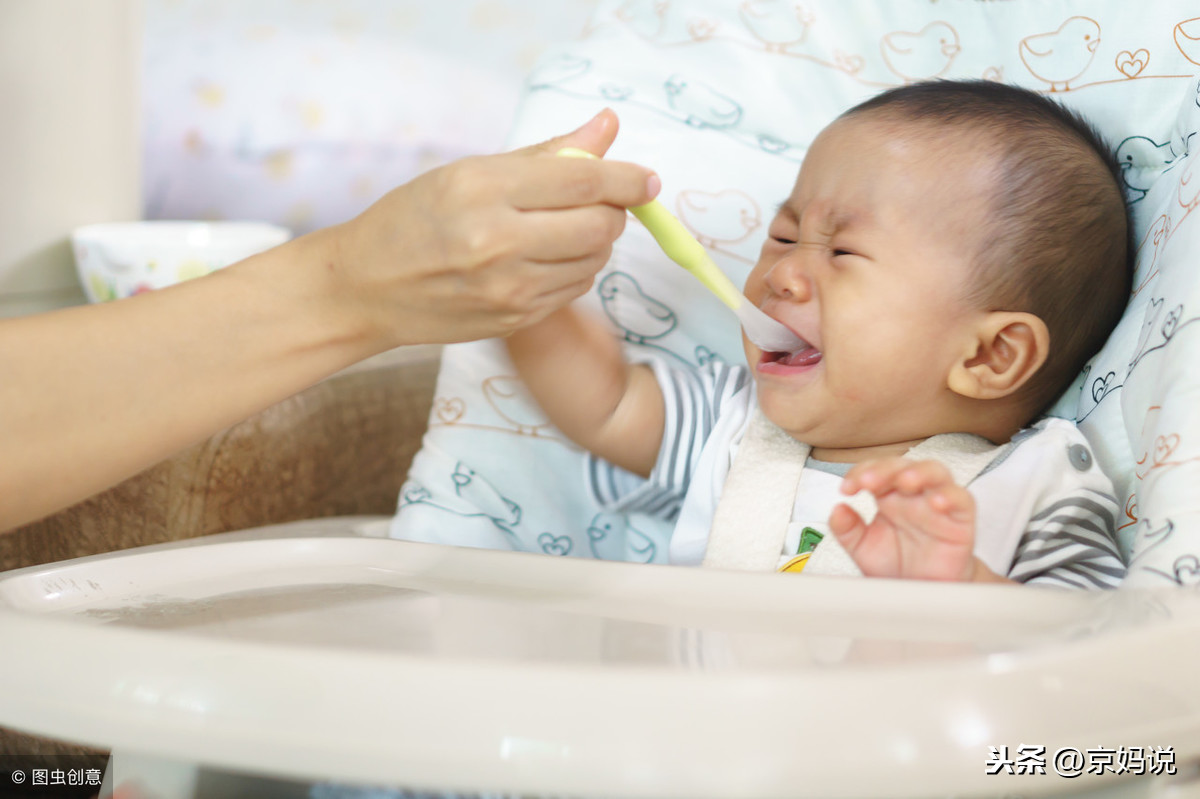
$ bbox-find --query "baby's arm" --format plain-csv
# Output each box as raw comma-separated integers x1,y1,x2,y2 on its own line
829,459,1012,583
505,307,664,478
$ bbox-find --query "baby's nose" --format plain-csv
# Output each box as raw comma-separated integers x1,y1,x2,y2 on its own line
765,254,813,302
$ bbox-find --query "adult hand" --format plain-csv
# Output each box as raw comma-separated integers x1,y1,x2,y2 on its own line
329,108,661,345
0,110,657,532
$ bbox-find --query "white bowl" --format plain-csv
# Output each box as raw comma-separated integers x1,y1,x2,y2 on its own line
71,221,292,302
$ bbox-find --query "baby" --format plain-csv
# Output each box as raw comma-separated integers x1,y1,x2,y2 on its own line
506,80,1132,587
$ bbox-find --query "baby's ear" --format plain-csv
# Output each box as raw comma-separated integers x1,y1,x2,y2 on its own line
946,312,1049,400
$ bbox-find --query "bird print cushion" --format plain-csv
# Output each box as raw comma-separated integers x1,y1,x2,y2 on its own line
391,0,1200,588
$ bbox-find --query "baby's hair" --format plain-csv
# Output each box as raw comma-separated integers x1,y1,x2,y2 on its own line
842,79,1133,415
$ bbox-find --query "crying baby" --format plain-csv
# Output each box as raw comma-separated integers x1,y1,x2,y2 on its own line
505,79,1130,588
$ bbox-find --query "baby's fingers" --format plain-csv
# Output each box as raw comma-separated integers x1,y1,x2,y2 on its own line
829,503,868,551
924,484,975,523
840,458,915,495
841,458,955,497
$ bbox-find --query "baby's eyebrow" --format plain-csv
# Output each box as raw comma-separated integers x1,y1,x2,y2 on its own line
828,208,869,231
776,199,873,232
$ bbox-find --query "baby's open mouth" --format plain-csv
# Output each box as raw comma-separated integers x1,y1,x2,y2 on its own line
762,339,823,367
763,340,820,369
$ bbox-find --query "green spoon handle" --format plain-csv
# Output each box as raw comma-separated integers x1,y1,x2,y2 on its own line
557,147,744,310
625,201,744,311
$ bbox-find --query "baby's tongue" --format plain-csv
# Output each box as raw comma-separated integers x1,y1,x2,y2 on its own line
777,345,822,367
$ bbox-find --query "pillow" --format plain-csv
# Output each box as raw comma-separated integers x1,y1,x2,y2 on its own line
1084,77,1200,587
391,0,1200,588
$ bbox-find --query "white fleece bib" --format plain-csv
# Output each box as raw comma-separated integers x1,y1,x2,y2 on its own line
702,408,1003,574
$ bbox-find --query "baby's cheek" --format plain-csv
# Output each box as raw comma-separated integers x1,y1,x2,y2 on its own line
823,361,870,404
741,335,757,368
832,384,867,404
742,261,771,303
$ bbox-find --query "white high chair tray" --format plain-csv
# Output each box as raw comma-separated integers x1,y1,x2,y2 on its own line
1,517,1198,798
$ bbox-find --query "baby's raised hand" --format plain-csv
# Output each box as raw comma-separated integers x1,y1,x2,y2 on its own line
829,458,977,582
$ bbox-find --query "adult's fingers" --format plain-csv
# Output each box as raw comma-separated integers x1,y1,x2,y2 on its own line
506,153,660,211
505,108,659,209
479,268,602,336
521,273,604,322
512,204,629,262
511,252,613,308
517,107,621,159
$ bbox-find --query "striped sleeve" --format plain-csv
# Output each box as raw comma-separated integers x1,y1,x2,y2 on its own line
586,356,750,521
1007,487,1126,589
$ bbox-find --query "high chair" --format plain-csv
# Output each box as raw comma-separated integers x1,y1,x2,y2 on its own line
4,2,1200,797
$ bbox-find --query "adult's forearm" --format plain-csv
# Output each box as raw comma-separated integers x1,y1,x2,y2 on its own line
0,229,377,532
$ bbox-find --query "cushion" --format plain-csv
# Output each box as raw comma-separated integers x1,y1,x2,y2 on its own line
391,0,1200,588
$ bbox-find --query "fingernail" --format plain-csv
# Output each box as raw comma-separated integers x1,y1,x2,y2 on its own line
646,173,662,200
581,107,612,131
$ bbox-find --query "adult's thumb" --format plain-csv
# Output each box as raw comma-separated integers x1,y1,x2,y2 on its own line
523,108,619,158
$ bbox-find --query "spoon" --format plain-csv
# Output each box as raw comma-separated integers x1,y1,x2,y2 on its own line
558,148,805,352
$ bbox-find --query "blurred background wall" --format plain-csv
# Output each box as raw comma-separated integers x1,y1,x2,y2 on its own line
0,0,142,316
0,0,598,317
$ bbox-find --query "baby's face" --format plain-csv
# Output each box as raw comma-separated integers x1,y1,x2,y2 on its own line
743,114,997,461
